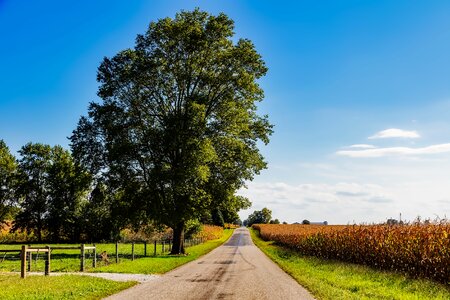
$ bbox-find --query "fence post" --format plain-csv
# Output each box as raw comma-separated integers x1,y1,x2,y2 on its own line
45,246,50,276
162,241,165,253
93,244,97,268
154,240,157,256
144,241,147,257
80,244,85,272
27,244,31,272
132,242,135,261
21,245,27,279
115,242,119,263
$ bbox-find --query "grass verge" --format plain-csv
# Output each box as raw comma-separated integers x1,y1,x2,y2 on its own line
91,229,233,274
0,242,172,272
250,228,450,300
0,230,232,273
0,273,136,300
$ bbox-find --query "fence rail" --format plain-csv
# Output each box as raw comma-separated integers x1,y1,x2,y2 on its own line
2,244,98,278
0,237,207,279
20,245,50,278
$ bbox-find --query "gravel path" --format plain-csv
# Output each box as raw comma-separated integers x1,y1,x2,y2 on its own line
105,227,315,300
12,272,159,283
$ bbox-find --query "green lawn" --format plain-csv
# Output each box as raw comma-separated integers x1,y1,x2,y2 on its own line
0,230,233,300
250,228,450,300
92,229,233,274
0,273,136,300
0,241,202,272
0,242,158,272
0,229,233,274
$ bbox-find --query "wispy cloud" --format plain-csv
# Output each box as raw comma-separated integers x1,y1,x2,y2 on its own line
368,128,420,139
239,182,391,205
337,143,450,158
348,144,376,149
238,182,394,224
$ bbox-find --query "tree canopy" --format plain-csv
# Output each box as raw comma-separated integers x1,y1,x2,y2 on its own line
13,143,91,242
70,9,272,254
244,207,272,227
0,140,17,224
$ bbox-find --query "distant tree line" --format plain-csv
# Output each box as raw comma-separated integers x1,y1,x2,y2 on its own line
243,207,281,226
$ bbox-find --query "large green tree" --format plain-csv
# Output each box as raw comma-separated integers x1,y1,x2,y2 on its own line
70,9,272,254
14,143,91,242
46,146,91,241
14,143,52,241
0,140,17,224
80,182,119,241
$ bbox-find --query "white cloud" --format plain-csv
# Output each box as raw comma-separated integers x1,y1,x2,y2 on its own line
239,151,450,224
348,144,376,149
238,182,394,224
369,128,420,139
336,143,450,158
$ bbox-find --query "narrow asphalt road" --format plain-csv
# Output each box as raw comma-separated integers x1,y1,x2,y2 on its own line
105,227,314,300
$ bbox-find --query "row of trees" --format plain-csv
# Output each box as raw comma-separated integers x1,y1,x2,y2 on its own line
0,140,108,241
1,9,272,253
243,207,282,226
0,139,246,242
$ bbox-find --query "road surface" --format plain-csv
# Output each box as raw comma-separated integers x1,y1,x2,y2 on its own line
105,227,315,300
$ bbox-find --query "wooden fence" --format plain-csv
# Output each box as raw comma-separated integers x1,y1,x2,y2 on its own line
0,244,97,278
20,246,50,278
113,240,170,263
52,245,97,272
1,237,206,278
114,237,205,262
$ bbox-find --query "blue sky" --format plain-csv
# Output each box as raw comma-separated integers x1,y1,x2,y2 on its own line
2,1,450,224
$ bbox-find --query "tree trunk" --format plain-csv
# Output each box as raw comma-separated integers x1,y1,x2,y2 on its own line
36,228,42,242
36,217,43,242
170,222,185,255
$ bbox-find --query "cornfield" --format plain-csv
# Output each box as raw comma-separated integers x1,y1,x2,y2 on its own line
224,223,240,229
253,223,450,283
193,225,224,241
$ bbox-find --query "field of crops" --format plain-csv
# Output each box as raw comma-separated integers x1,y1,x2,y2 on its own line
253,223,450,284
193,225,224,241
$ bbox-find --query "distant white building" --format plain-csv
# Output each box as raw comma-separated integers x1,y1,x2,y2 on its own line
310,221,328,225
293,221,328,225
